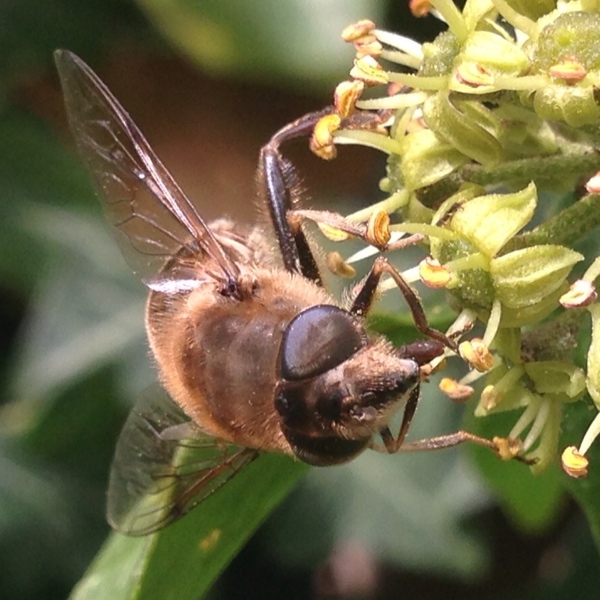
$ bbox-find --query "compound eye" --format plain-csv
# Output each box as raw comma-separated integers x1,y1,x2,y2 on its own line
280,305,366,381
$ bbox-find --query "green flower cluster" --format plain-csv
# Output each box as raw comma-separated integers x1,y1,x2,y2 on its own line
314,1,600,474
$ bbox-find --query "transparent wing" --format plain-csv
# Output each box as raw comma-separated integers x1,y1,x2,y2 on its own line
107,387,258,536
54,49,240,284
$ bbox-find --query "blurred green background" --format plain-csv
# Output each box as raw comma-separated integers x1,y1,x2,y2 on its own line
0,1,599,599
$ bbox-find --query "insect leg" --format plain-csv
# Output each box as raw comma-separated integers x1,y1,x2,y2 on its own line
374,428,534,464
350,256,457,352
374,389,532,465
257,109,334,284
378,386,421,453
258,107,405,282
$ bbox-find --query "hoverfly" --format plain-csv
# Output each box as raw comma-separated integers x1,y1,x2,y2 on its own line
55,50,500,536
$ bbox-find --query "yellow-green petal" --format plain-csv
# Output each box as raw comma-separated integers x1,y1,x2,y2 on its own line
524,360,586,399
586,304,600,409
491,245,583,308
451,183,537,258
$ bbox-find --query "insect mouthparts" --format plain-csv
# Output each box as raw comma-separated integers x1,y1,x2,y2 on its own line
220,278,240,299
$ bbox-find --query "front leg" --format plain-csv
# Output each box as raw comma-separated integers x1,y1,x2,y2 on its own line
258,108,399,283
375,425,535,464
378,386,421,453
257,110,334,284
351,256,458,352
374,384,534,464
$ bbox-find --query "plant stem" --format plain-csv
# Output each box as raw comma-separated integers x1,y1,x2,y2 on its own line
507,193,600,251
461,153,600,188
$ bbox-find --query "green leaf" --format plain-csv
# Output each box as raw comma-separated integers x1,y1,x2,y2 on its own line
0,109,97,292
134,0,386,89
0,0,145,94
71,453,308,600
274,453,490,575
10,206,149,408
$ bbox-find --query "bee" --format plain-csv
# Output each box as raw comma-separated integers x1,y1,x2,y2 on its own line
55,50,500,536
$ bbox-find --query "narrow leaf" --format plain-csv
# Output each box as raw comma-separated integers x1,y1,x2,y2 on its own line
71,454,308,600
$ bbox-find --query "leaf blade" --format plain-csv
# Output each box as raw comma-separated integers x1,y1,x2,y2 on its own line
71,453,308,600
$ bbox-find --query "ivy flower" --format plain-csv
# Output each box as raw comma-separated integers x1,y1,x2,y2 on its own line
309,1,600,472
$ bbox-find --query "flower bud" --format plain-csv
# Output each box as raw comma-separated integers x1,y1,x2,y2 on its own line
464,31,529,73
512,0,556,20
419,31,460,78
434,238,495,311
